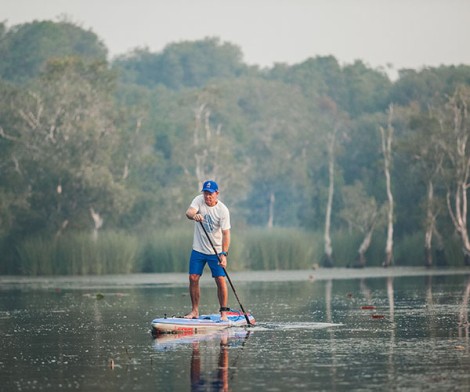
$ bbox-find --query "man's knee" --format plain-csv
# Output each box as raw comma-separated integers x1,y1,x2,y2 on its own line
189,274,200,284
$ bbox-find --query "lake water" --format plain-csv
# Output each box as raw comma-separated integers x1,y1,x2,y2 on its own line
1,268,469,391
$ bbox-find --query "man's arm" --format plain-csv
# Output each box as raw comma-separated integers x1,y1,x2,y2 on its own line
219,229,231,268
222,229,231,254
186,207,203,222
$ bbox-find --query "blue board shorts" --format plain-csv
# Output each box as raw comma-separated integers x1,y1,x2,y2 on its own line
189,250,226,277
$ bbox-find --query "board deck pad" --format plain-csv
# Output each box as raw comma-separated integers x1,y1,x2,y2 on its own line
151,310,255,335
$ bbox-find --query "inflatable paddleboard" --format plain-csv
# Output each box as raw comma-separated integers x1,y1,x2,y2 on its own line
151,310,255,335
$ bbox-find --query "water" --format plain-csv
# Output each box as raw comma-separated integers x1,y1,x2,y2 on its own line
1,268,469,391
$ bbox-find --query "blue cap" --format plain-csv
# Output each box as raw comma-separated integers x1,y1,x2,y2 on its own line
201,180,218,193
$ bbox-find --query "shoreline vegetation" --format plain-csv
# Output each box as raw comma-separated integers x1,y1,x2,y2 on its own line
1,267,469,290
1,227,468,276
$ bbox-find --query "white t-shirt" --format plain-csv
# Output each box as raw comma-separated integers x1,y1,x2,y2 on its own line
190,194,231,254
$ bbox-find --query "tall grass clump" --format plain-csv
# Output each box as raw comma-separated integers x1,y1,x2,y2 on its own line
137,227,193,273
236,228,320,270
16,235,56,275
16,231,139,275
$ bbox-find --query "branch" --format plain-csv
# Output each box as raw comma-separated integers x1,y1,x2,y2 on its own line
0,126,20,143
446,190,460,232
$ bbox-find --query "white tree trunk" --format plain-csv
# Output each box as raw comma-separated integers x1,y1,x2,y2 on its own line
323,128,337,267
357,224,375,267
90,207,103,241
380,105,394,267
424,180,436,267
267,192,275,229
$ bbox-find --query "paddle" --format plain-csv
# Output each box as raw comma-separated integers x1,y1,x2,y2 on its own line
198,221,252,326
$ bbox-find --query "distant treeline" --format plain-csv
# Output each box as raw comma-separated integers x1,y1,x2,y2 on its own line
1,20,470,274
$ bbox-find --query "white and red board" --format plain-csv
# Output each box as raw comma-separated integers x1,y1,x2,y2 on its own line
151,310,255,335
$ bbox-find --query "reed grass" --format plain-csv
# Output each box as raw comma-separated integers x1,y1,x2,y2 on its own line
11,226,470,276
235,228,320,270
136,228,193,273
16,231,139,276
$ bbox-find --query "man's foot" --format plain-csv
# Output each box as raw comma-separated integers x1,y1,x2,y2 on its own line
220,306,230,321
183,311,199,319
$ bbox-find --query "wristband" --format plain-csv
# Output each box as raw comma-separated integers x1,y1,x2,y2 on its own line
218,251,228,257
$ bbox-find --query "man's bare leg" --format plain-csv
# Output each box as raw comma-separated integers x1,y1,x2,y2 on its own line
185,274,200,318
215,276,228,321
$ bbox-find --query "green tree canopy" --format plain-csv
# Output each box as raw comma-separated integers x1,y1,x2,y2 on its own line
0,20,107,84
112,37,253,89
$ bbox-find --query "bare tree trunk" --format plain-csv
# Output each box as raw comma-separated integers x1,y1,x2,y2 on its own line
323,129,336,267
424,180,436,267
356,227,375,268
267,192,275,229
380,105,394,267
90,207,103,241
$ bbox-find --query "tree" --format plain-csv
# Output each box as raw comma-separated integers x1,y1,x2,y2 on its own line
0,20,107,84
0,81,32,239
112,38,252,90
0,57,130,237
342,60,391,117
379,105,395,267
231,78,314,227
401,106,446,267
314,97,348,267
340,182,384,267
438,86,470,265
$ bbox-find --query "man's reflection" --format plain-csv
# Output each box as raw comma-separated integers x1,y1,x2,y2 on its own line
191,333,230,391
154,329,250,392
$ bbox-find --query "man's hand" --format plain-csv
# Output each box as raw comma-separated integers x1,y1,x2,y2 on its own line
218,254,227,268
193,213,203,222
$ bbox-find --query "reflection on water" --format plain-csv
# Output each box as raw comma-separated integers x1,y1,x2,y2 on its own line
153,329,250,392
0,270,469,391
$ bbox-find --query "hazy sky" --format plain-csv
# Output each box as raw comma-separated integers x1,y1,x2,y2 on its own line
2,0,470,77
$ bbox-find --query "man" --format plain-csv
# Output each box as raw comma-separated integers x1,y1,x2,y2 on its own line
185,180,231,321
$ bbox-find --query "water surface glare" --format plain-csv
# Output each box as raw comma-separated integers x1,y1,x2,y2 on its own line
0,268,469,391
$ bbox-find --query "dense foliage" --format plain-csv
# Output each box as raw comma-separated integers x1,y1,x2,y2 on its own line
1,20,470,274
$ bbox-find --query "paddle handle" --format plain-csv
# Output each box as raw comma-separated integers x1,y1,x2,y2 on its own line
199,221,252,326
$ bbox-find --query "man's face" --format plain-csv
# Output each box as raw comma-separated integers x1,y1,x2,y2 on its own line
203,191,218,207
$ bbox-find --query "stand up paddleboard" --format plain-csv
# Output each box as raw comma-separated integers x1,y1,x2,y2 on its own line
151,309,255,335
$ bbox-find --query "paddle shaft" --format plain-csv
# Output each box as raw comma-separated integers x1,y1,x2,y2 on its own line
198,221,252,326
